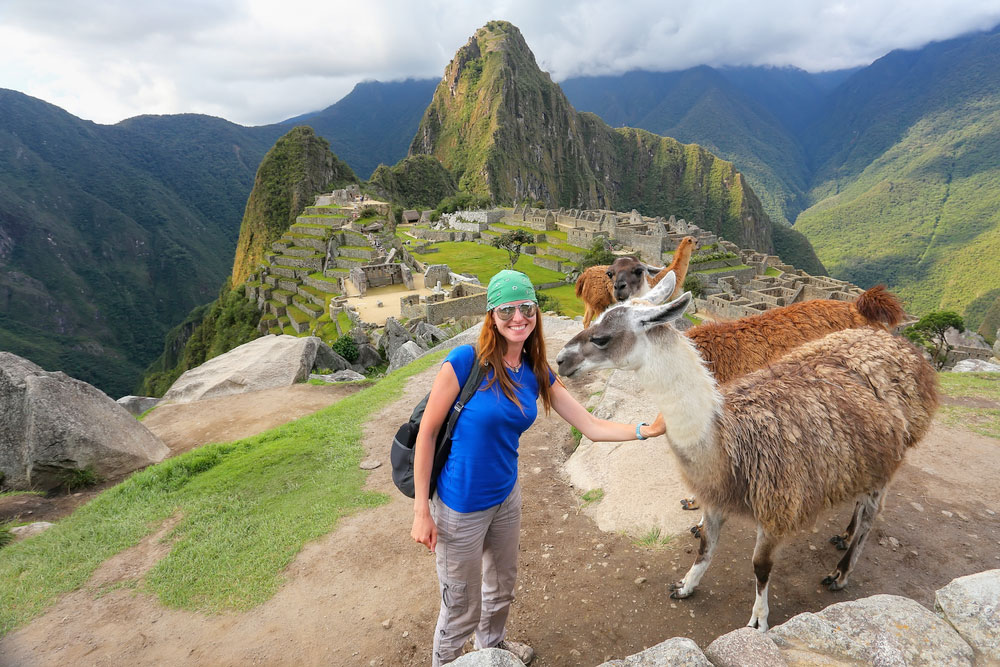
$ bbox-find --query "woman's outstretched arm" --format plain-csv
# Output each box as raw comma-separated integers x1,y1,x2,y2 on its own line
549,379,664,442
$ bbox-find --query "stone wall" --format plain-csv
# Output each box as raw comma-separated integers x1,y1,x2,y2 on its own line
577,569,1000,667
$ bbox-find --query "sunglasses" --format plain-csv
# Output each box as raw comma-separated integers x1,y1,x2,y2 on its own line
494,302,538,321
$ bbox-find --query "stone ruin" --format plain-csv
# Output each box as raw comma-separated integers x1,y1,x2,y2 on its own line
402,202,894,324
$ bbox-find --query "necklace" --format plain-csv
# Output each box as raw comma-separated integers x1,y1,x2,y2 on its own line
503,358,522,372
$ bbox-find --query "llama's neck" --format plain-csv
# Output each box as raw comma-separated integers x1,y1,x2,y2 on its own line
636,330,722,452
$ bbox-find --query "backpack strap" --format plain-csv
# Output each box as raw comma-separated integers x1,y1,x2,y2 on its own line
440,346,485,442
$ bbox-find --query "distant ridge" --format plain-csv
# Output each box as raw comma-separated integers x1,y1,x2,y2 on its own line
281,78,438,180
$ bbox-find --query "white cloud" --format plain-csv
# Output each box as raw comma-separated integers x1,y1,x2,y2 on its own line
0,0,998,125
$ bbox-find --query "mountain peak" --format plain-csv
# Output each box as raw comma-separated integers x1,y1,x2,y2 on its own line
409,22,778,255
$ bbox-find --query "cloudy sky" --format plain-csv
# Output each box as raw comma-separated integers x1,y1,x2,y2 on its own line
2,0,999,127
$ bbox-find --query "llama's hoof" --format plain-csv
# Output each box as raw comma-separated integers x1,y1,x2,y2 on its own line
821,573,846,590
669,587,694,600
680,497,700,511
690,525,702,539
829,535,848,551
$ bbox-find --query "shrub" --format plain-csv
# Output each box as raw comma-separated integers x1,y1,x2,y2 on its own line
536,291,562,315
577,238,615,271
332,335,359,363
61,465,100,492
683,274,704,299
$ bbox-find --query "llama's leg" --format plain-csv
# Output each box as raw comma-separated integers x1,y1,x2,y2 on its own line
822,486,885,590
829,500,863,551
670,508,723,599
689,513,704,540
582,306,593,328
748,526,781,631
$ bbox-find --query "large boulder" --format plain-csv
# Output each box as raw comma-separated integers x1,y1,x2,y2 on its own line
381,318,423,361
387,341,424,374
313,343,352,373
951,359,1000,373
413,321,450,348
598,637,711,666
352,343,383,373
116,395,161,416
0,352,169,491
767,594,974,666
705,627,786,667
935,569,1000,664
161,335,322,404
449,648,524,666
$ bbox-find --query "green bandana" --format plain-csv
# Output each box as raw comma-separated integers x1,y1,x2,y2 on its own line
486,270,537,310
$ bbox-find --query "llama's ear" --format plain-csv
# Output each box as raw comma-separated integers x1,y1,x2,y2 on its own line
637,291,691,329
645,263,664,277
643,270,676,305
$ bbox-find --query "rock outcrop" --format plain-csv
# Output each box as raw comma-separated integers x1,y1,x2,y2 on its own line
599,569,1000,666
161,335,324,404
0,352,169,491
116,395,161,416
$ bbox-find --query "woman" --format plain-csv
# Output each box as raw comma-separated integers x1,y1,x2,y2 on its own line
411,269,665,666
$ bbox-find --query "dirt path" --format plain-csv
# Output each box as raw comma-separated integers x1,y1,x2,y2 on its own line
2,341,999,665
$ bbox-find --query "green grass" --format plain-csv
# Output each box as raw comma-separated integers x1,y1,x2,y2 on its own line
764,267,782,277
0,490,43,499
539,285,583,318
694,264,752,274
0,352,442,636
939,372,1000,402
633,527,674,549
938,371,1000,439
410,241,564,284
337,311,353,333
581,488,604,507
0,524,13,549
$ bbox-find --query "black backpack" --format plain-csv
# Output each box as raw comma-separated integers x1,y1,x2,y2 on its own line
390,350,486,498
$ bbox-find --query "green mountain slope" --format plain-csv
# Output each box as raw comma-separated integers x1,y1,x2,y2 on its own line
796,27,1000,317
0,90,273,396
231,126,357,285
408,21,818,267
561,67,812,227
368,155,458,209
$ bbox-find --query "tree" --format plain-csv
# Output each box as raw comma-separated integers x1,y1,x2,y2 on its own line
903,311,964,370
491,229,534,269
577,237,615,271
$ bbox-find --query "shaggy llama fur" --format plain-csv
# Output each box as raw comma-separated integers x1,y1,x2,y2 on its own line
555,276,938,631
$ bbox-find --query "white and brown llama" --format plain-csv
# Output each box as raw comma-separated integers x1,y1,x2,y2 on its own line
555,273,939,631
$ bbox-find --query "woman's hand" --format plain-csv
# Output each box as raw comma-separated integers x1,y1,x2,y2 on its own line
411,510,438,553
642,412,666,439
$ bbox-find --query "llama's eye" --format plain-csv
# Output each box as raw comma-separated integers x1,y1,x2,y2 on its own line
590,335,611,349
606,270,614,279
634,268,643,276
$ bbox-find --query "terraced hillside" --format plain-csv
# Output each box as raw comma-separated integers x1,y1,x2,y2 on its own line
244,205,378,339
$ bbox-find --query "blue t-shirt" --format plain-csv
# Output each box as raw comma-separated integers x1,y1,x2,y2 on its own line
436,344,554,513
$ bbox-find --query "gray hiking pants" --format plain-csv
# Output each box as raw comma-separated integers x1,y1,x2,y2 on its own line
430,481,522,666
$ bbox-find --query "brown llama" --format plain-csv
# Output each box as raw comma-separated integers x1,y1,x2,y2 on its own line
674,284,904,517
575,236,696,327
649,236,697,295
555,273,938,631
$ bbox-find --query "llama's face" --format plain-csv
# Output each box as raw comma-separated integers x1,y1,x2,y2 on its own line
608,257,662,302
557,273,691,377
